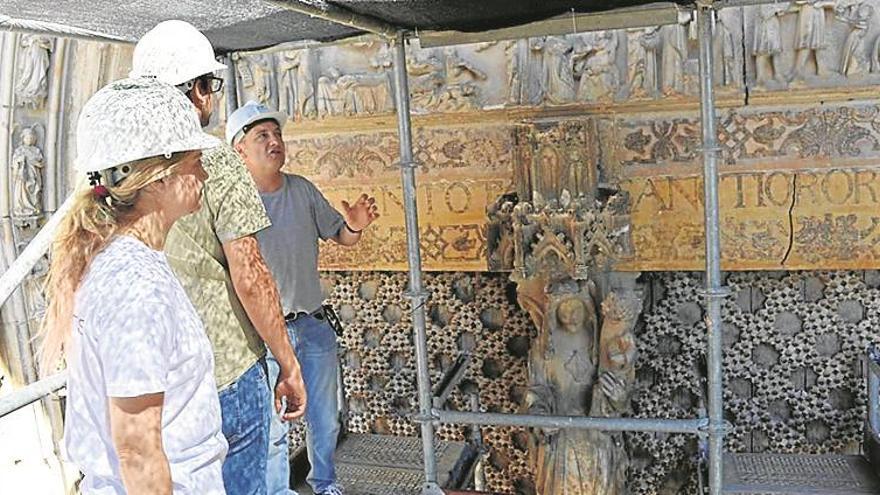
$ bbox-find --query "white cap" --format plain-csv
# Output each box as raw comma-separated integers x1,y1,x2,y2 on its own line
75,78,220,174
226,101,288,145
129,20,227,86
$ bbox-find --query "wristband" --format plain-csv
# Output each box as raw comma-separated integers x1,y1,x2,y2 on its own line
345,223,363,234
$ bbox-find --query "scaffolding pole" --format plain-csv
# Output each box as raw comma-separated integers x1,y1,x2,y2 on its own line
390,31,442,495
696,4,727,495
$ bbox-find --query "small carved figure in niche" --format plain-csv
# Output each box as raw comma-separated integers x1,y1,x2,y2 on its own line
787,0,837,80
279,51,302,119
573,31,619,102
316,68,343,117
534,36,576,105
15,35,51,109
714,17,738,86
11,126,44,219
630,27,661,97
661,24,688,95
753,5,786,84
835,1,874,77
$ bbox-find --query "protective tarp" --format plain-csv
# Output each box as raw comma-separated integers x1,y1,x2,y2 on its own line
0,0,688,52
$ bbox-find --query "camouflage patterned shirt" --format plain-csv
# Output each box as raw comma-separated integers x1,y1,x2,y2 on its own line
165,143,270,389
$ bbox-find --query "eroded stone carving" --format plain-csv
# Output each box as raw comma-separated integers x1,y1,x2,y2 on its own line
835,1,874,77
787,0,837,80
15,35,51,109
573,32,619,102
486,118,639,493
753,5,786,84
11,125,44,220
661,24,688,95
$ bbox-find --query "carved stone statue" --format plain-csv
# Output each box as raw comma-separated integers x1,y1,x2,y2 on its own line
535,36,576,105
630,27,661,97
488,122,639,492
714,17,738,86
835,1,874,77
661,24,688,95
753,5,785,84
15,35,51,109
11,126,44,219
787,0,837,80
279,51,302,119
573,32,619,102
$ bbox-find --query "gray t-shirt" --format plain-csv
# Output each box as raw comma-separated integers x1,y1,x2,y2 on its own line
257,174,345,315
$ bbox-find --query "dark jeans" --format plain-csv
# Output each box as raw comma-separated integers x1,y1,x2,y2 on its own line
220,359,271,495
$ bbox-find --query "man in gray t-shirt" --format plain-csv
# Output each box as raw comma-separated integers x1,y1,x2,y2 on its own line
229,101,379,495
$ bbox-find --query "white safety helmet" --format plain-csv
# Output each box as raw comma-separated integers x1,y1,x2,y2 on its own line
129,20,227,87
74,77,220,178
226,101,288,145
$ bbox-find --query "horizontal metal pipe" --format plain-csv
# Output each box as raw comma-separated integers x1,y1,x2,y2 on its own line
263,0,401,39
0,193,75,309
0,15,132,44
435,409,707,435
0,370,67,419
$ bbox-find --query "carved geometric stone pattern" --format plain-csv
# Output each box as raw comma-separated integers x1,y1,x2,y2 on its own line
631,270,879,495
287,270,879,494
313,271,534,493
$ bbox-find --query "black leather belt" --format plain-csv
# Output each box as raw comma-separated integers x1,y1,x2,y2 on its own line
285,307,324,322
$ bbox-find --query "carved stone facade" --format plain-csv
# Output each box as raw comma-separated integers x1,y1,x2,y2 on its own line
4,4,880,493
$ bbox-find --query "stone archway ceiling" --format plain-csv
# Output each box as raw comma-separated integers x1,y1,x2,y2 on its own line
1,0,693,52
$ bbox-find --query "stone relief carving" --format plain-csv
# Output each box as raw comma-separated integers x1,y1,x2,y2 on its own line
787,0,837,80
573,32,620,102
234,53,277,108
629,27,662,98
661,24,688,95
611,103,880,170
835,1,874,77
753,5,786,84
15,35,51,109
11,125,44,220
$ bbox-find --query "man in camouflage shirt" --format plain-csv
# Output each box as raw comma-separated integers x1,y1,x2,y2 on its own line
130,20,307,495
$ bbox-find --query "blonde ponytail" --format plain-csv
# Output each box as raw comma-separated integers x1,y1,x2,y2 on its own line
38,152,192,374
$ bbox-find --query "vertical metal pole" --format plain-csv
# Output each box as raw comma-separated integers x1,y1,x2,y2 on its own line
697,5,725,495
224,54,238,117
869,361,879,433
390,31,442,494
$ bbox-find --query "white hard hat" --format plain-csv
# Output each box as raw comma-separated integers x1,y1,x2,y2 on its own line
129,20,227,86
74,78,220,174
226,101,288,145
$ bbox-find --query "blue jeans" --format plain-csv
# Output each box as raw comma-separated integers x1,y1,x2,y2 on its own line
266,316,340,494
220,359,271,495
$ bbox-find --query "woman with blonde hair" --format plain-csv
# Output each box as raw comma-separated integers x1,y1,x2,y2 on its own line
40,77,227,494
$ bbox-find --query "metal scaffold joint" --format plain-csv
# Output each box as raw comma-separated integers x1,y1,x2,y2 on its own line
698,286,733,299
397,160,420,169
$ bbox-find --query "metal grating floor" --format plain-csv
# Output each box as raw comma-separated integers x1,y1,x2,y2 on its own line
293,433,472,495
723,453,880,495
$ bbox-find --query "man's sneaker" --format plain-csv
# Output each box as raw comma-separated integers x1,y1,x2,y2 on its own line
316,485,345,495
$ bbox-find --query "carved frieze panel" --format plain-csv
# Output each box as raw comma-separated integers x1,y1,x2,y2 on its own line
603,103,880,174
744,0,880,91
283,126,515,271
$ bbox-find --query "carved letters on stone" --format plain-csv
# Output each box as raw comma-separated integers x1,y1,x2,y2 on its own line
285,126,515,271
15,35,51,109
